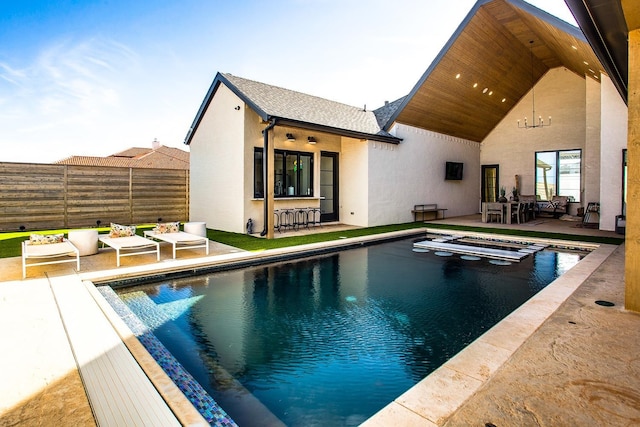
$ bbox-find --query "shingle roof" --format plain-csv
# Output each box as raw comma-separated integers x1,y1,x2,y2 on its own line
224,73,392,135
55,145,189,170
184,73,401,145
373,97,406,129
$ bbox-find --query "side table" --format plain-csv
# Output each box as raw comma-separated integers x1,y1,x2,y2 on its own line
68,229,99,256
184,221,207,237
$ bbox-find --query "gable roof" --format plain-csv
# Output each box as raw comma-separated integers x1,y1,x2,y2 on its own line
382,0,604,142
55,145,189,170
184,73,402,145
184,0,606,146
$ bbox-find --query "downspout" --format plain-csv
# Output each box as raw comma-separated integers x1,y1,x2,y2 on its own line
260,118,277,236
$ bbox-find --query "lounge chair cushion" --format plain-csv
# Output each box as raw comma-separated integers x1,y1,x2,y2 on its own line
98,235,160,267
538,196,570,217
29,233,65,245
153,221,180,234
22,239,80,278
109,223,137,238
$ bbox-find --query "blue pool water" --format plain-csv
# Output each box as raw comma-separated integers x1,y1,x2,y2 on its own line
115,236,583,426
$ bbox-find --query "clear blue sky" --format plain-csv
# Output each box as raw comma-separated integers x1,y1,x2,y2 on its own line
0,0,576,163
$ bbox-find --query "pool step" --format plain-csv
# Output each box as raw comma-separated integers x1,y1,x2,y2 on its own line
413,240,535,261
431,234,463,243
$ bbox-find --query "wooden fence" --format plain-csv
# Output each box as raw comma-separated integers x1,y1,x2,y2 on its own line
0,162,189,232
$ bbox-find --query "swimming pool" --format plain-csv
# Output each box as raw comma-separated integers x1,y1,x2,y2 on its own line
113,235,583,426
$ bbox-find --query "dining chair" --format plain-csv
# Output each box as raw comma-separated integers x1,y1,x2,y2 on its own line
510,202,526,224
486,202,504,223
526,201,536,221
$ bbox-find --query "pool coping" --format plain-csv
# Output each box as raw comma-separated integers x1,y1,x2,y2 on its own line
361,238,617,426
84,228,615,426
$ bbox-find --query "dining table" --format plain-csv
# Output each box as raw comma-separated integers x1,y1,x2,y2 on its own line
481,201,520,224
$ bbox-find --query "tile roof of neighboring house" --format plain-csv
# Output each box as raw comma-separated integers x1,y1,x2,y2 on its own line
55,145,189,170
184,73,402,145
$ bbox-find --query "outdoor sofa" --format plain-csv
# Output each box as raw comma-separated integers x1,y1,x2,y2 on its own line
537,195,570,218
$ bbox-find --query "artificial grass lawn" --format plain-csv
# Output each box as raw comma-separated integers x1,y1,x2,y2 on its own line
0,221,623,260
205,222,430,252
209,222,623,250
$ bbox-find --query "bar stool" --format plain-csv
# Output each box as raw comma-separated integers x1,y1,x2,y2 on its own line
280,208,295,230
274,209,281,232
308,207,321,227
296,208,310,229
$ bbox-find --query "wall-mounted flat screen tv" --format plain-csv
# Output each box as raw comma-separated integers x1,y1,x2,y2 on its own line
445,161,463,180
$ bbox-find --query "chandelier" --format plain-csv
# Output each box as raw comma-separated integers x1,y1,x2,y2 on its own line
518,40,551,129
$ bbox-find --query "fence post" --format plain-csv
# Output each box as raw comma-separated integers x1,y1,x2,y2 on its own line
63,165,69,228
129,168,134,224
186,170,190,222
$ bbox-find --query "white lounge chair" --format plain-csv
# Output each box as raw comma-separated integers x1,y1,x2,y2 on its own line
98,235,160,267
22,239,80,278
143,231,209,259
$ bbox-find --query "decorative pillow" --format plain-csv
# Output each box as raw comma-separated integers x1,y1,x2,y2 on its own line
153,221,180,234
109,223,136,238
29,233,64,245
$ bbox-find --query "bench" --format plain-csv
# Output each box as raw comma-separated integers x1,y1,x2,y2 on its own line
411,204,448,221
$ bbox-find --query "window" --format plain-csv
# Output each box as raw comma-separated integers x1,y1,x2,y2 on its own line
535,149,581,202
254,148,314,198
254,149,264,198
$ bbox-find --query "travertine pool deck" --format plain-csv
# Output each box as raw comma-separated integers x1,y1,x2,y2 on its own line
1,220,637,426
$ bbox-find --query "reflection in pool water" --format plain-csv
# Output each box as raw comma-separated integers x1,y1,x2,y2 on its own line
116,237,582,426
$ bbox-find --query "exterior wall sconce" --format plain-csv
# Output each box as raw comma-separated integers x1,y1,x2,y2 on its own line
234,105,241,110
286,133,296,142
307,136,317,144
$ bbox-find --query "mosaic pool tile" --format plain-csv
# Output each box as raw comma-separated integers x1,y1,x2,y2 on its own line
98,286,237,427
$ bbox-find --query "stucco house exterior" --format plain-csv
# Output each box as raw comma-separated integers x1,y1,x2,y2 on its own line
184,0,628,238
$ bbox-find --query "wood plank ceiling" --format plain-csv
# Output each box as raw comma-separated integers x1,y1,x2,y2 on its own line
391,0,604,142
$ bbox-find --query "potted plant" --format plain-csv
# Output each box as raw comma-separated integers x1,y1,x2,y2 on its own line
499,186,508,203
512,187,519,201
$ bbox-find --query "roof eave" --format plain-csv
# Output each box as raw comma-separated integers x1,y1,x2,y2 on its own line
382,0,491,132
183,73,271,145
564,0,628,104
276,118,401,144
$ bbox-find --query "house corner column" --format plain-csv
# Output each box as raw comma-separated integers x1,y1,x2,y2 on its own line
266,128,275,239
625,29,640,311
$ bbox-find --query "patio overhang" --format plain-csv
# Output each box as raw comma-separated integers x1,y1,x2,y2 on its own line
270,118,401,144
564,0,639,105
384,0,604,142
